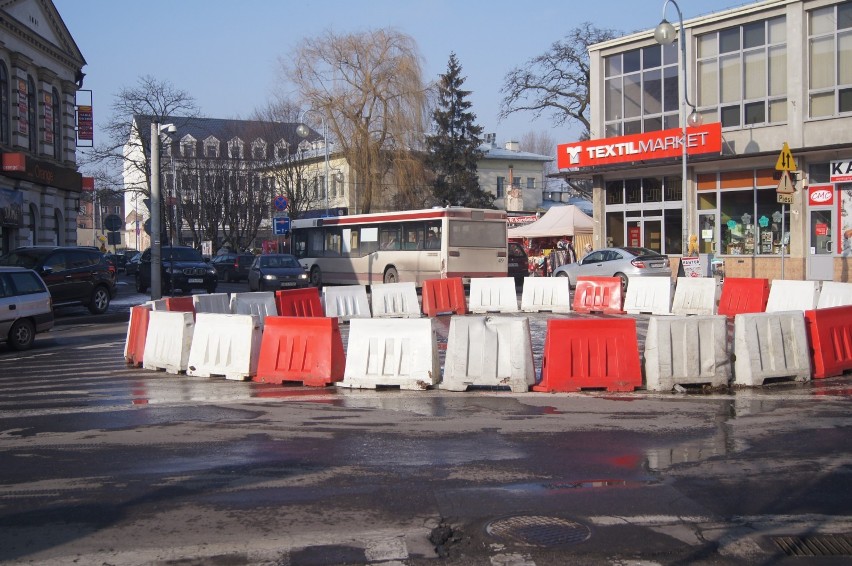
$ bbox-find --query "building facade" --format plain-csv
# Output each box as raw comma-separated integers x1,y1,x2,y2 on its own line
558,0,852,281
477,134,550,211
0,0,85,255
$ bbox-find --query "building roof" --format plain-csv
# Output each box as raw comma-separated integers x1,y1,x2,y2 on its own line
479,144,553,163
132,115,319,148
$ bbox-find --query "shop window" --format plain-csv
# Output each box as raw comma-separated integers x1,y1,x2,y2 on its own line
642,178,662,202
720,187,789,255
606,211,625,247
664,176,683,201
625,179,641,203
664,209,682,254
606,180,623,204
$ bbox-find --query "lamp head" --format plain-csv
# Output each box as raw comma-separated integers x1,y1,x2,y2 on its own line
296,124,310,138
165,124,176,134
654,19,677,45
687,109,704,127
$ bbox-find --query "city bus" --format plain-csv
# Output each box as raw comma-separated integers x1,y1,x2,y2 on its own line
290,208,508,287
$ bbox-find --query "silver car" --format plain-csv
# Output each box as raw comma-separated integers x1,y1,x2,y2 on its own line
0,266,54,350
551,246,671,291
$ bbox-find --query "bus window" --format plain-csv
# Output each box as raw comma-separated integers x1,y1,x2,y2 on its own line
403,225,424,250
293,232,308,258
324,229,342,256
347,229,359,256
449,220,505,247
307,229,324,256
380,226,401,250
361,227,379,255
424,222,441,249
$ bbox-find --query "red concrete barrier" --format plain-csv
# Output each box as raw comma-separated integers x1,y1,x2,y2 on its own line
533,318,642,392
124,305,151,367
421,277,467,317
164,296,196,314
254,316,345,386
805,305,852,379
572,276,624,314
717,277,768,317
275,288,324,317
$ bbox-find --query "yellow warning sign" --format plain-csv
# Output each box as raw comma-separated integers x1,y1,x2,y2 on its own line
776,142,797,171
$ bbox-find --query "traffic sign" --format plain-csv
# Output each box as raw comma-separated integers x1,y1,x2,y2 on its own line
775,142,797,171
273,195,288,211
273,216,290,236
777,193,793,204
776,170,795,194
103,213,123,232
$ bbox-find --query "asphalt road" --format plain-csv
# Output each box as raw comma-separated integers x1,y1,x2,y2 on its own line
0,275,851,566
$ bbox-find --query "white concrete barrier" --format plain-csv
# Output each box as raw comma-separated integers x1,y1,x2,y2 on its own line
520,277,571,313
468,277,518,313
644,315,730,391
442,316,534,392
765,280,820,312
149,299,167,311
733,311,811,386
671,277,717,316
142,310,194,374
339,318,439,390
370,282,421,318
323,285,372,321
817,281,852,308
193,292,231,314
623,277,672,315
186,313,262,380
229,291,277,328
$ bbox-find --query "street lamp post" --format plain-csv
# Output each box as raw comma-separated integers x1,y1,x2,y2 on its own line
296,112,330,217
149,120,175,300
654,0,703,258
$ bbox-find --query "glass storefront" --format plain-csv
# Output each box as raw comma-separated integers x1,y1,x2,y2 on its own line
604,176,683,254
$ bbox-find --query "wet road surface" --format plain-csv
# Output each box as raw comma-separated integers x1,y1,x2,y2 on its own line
0,295,851,565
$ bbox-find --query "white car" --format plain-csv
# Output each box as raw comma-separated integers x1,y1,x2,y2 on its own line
0,266,54,350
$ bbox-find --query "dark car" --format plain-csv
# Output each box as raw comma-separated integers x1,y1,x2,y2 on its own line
136,246,218,295
105,249,139,273
0,246,117,314
124,252,142,277
247,254,309,291
508,242,529,283
210,252,255,282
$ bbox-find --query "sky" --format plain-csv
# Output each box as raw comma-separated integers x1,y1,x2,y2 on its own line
53,0,746,157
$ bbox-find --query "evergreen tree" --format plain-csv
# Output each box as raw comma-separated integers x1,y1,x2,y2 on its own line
427,53,495,208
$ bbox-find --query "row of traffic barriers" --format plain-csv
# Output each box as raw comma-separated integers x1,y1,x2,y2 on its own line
125,279,852,392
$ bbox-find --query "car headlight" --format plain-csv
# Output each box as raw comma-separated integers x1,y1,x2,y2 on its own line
207,268,216,275
299,273,308,280
263,274,278,281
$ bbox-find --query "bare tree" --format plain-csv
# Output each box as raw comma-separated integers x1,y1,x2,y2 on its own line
500,23,618,138
252,100,326,220
284,28,430,213
81,75,201,196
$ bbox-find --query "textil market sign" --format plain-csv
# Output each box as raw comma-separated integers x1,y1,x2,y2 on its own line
557,122,723,170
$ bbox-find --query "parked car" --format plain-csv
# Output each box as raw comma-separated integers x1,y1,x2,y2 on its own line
247,254,309,291
124,252,142,277
508,242,529,283
0,267,54,350
105,249,139,273
0,246,117,314
550,246,671,291
210,252,255,282
136,246,218,294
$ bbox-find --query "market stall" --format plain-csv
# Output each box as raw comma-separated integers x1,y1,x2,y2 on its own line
508,205,594,276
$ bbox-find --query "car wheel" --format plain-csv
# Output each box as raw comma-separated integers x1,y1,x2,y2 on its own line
615,272,629,294
88,286,111,314
556,271,569,278
135,275,148,293
383,267,399,284
310,266,322,288
8,319,35,351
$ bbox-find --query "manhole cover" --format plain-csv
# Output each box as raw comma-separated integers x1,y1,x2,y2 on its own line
486,515,591,547
773,534,852,556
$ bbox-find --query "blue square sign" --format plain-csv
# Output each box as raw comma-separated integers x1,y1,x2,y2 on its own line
273,216,290,236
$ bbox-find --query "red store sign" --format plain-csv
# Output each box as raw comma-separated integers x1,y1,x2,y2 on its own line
808,185,834,206
557,122,723,169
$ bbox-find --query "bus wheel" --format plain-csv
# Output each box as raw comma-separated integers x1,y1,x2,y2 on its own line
383,267,399,284
310,266,322,288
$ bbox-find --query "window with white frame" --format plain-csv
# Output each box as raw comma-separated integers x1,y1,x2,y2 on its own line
697,16,787,127
526,177,535,190
808,2,852,118
604,42,679,137
27,76,37,152
496,176,505,198
252,139,266,160
180,138,195,158
275,141,289,160
204,138,219,158
228,139,243,159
